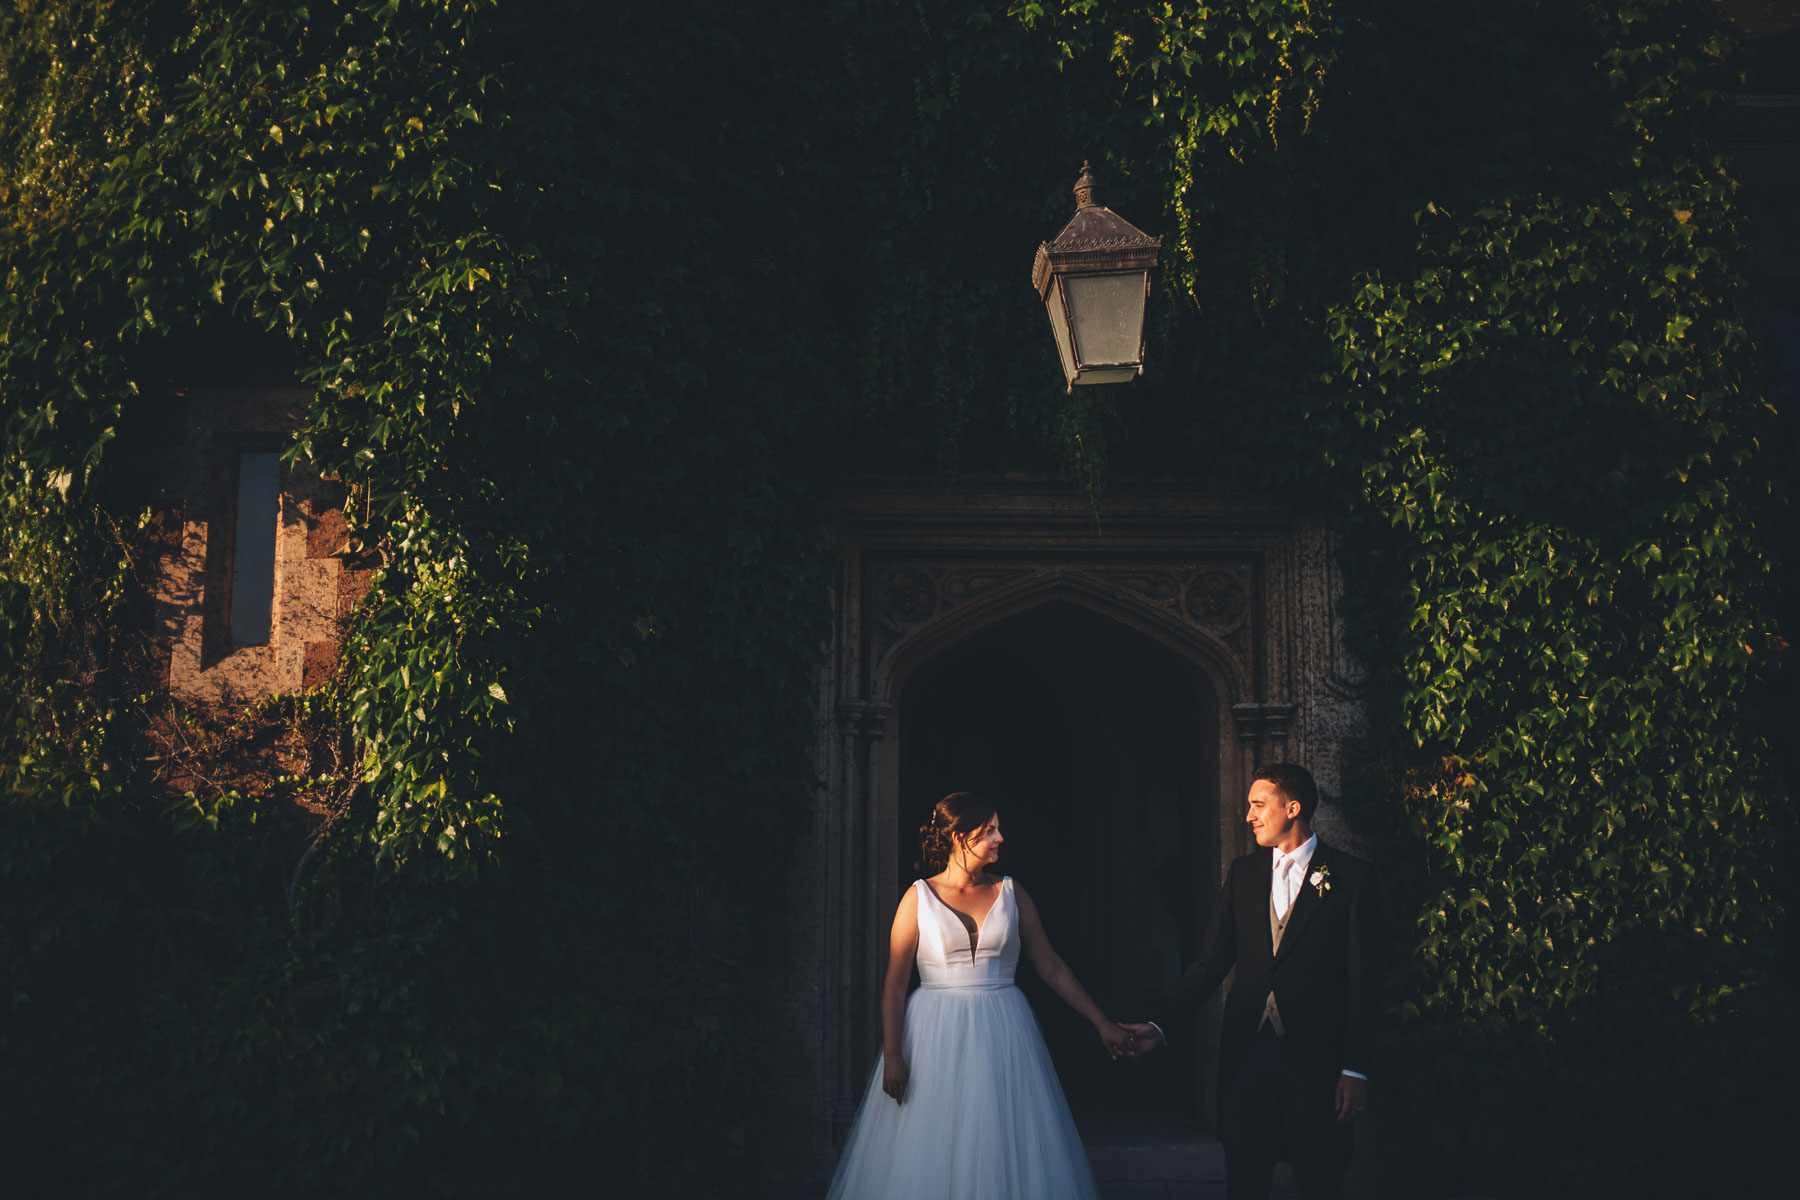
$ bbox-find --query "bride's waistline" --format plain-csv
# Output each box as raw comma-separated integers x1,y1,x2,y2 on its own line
915,979,1017,991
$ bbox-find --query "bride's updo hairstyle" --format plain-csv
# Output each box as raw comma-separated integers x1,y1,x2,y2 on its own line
917,792,998,874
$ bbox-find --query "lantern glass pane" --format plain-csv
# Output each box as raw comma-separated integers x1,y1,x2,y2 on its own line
1045,283,1078,385
1065,271,1147,367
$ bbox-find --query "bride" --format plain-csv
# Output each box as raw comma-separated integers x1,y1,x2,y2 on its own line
825,792,1133,1199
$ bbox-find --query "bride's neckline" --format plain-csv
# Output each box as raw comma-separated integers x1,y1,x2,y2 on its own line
920,876,1005,957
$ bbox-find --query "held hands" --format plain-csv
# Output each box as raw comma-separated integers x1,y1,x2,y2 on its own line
882,1055,910,1105
1097,1021,1136,1060
1118,1022,1164,1056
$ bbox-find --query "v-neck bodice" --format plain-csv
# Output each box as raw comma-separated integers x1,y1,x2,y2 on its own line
913,877,1018,990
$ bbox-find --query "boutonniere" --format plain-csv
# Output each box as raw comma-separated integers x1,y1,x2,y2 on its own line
1308,862,1332,896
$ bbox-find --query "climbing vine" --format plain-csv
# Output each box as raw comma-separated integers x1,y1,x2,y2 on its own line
1,1,1790,1197
3,1,839,1194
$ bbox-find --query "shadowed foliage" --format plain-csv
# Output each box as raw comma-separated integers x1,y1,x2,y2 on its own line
1,1,1791,1195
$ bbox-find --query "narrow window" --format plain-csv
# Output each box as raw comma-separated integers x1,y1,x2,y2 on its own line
229,451,280,646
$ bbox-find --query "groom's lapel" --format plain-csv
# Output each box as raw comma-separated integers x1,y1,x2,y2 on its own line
1274,841,1331,965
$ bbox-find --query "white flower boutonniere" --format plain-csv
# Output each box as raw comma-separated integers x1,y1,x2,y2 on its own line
1309,863,1332,896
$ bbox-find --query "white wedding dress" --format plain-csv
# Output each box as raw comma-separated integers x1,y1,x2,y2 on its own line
824,876,1100,1199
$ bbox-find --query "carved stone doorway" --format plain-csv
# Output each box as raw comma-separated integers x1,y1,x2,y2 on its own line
898,602,1219,1119
796,481,1368,1179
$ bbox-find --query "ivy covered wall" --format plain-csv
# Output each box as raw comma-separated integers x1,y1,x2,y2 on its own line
1,1,1790,1196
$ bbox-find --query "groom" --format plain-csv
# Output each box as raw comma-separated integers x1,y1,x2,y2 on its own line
1125,763,1382,1200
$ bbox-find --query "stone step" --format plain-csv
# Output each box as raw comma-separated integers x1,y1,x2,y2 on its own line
1079,1124,1226,1183
1079,1121,1298,1195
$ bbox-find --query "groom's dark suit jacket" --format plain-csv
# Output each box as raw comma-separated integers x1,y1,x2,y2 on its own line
1154,840,1382,1100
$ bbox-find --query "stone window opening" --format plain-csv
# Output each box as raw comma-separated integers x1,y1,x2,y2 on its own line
226,448,281,647
151,387,371,704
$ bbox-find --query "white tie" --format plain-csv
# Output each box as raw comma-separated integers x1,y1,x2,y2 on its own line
1275,856,1296,920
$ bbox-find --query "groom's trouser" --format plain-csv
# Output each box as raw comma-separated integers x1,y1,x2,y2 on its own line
1220,1027,1342,1200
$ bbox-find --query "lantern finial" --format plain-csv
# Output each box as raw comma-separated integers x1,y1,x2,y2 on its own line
1073,161,1098,210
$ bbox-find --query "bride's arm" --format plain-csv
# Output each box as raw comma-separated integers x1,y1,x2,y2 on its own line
880,887,921,1103
1015,883,1133,1058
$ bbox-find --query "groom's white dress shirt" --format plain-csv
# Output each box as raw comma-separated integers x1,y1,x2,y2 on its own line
1148,832,1366,1081
1272,834,1315,921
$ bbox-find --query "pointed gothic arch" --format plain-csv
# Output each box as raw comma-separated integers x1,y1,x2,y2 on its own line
872,565,1251,707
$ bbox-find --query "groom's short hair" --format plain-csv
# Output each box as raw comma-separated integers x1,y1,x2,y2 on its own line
1253,763,1319,823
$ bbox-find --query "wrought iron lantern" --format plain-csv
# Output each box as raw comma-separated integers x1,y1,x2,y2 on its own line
1032,161,1163,389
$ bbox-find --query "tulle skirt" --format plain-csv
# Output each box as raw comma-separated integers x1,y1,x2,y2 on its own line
825,984,1099,1200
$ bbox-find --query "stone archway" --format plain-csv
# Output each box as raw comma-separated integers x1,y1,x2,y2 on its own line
787,480,1368,1174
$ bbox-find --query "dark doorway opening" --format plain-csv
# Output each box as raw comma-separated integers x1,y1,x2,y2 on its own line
898,602,1220,1120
